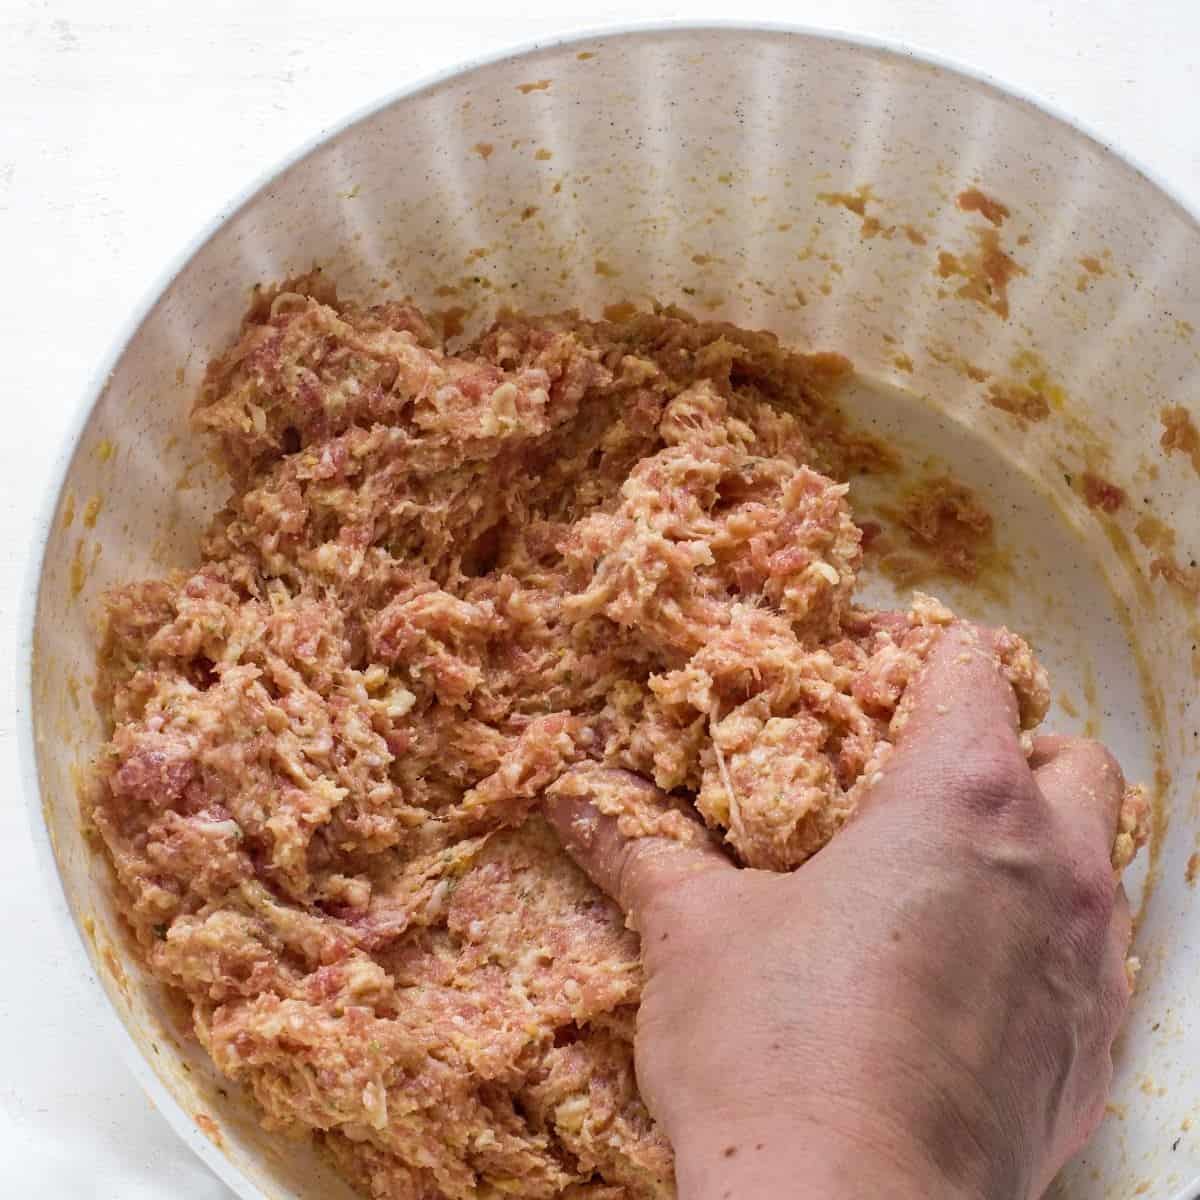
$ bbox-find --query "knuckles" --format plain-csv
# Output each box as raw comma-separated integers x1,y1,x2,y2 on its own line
1071,739,1127,795
1062,852,1119,933
938,748,1040,819
1048,850,1120,984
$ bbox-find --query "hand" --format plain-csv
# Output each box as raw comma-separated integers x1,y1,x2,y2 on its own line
546,624,1132,1200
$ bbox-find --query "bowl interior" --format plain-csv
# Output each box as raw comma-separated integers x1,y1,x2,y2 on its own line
29,26,1200,1200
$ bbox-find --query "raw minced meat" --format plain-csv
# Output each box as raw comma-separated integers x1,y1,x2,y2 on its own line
89,277,1146,1199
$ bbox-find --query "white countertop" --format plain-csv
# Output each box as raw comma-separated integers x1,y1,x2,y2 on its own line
3,1,1198,1194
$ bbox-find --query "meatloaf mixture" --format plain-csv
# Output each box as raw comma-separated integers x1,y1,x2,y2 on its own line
89,280,1147,1199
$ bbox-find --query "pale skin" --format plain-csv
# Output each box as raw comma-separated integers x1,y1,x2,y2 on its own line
546,625,1132,1200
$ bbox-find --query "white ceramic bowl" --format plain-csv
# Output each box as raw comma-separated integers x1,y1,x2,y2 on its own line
22,23,1200,1200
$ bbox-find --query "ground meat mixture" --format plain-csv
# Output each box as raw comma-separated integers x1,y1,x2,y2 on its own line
89,280,1146,1199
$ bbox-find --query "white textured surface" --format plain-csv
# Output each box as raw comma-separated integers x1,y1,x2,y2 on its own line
3,2,1199,1196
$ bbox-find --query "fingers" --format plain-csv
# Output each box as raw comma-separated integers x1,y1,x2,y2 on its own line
864,610,911,641
892,623,1022,765
1031,735,1126,864
1108,884,1133,984
544,767,731,926
864,624,1030,824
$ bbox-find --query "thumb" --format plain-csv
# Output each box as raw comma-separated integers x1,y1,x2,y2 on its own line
544,766,732,929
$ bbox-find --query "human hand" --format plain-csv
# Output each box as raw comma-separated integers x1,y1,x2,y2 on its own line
546,624,1133,1200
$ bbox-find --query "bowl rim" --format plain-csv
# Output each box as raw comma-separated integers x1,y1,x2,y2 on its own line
18,19,1200,1200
